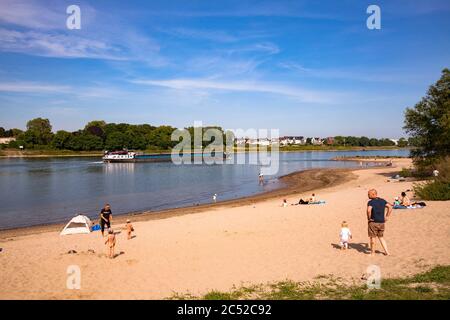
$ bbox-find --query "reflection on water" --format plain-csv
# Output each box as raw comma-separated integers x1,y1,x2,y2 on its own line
0,149,410,229
103,162,136,174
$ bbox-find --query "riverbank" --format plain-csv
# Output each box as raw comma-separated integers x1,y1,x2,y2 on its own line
1,158,449,299
0,149,103,158
0,167,356,238
0,146,408,158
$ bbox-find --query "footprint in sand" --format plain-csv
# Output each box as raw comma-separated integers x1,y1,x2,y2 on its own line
126,259,138,265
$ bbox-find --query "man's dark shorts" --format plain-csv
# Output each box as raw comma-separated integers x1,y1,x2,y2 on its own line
368,221,385,237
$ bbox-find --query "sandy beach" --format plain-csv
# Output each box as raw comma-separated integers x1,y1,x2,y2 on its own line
0,158,449,299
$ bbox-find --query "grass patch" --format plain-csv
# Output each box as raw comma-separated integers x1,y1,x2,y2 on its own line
414,181,450,200
168,265,450,300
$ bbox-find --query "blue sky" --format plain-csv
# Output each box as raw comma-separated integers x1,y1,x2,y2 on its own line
0,0,449,137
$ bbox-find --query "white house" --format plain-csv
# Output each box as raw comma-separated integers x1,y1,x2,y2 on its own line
311,137,323,145
280,136,306,146
0,137,16,144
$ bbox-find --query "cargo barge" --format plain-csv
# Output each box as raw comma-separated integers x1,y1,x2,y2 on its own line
102,150,228,163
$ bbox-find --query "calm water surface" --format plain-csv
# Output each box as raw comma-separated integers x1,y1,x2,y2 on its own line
0,150,409,229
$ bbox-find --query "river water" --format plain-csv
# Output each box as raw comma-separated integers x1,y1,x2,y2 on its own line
0,149,410,229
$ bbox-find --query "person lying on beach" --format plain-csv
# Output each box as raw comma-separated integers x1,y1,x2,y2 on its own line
339,221,352,250
296,193,316,205
105,229,116,259
126,219,134,240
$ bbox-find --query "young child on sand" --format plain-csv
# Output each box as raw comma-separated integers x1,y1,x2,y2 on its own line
126,219,134,240
282,199,288,207
105,229,116,258
339,221,352,250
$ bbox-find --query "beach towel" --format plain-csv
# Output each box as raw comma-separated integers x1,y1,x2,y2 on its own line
406,205,424,209
394,205,424,209
92,224,101,231
309,200,326,205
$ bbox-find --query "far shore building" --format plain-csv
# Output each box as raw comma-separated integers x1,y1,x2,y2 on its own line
325,137,335,145
0,137,16,144
279,136,306,146
311,137,324,145
235,138,247,146
235,138,272,146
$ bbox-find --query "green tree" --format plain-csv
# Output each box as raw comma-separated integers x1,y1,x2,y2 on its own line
84,120,106,138
23,118,54,146
359,136,370,147
397,137,408,148
369,138,379,146
404,68,450,162
146,126,176,149
105,131,129,150
52,130,73,149
67,133,103,151
8,128,23,137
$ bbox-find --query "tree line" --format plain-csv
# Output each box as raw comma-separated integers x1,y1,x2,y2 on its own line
330,136,408,147
0,119,410,151
0,120,231,151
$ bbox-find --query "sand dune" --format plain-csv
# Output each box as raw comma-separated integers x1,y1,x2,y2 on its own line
0,158,449,299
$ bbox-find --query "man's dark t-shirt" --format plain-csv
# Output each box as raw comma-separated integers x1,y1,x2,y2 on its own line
101,209,112,222
368,198,387,223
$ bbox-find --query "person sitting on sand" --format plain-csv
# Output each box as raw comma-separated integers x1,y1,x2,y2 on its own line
282,199,288,207
394,192,411,209
126,219,134,240
339,221,352,250
400,192,411,206
367,189,392,256
100,204,113,236
105,229,116,259
393,197,401,206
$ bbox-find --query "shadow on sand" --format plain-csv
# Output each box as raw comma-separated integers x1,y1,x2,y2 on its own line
331,242,383,255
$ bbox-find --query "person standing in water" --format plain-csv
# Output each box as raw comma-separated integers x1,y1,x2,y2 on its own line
100,204,113,237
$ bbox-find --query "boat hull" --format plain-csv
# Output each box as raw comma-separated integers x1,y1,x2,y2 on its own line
103,152,227,163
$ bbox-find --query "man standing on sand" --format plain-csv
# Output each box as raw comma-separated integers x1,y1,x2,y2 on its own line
100,204,113,237
367,189,392,256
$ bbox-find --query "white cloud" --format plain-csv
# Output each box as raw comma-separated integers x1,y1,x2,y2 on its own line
0,81,127,100
278,62,428,84
0,28,129,60
131,78,342,103
163,28,238,42
0,1,166,66
0,0,64,29
0,81,71,93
